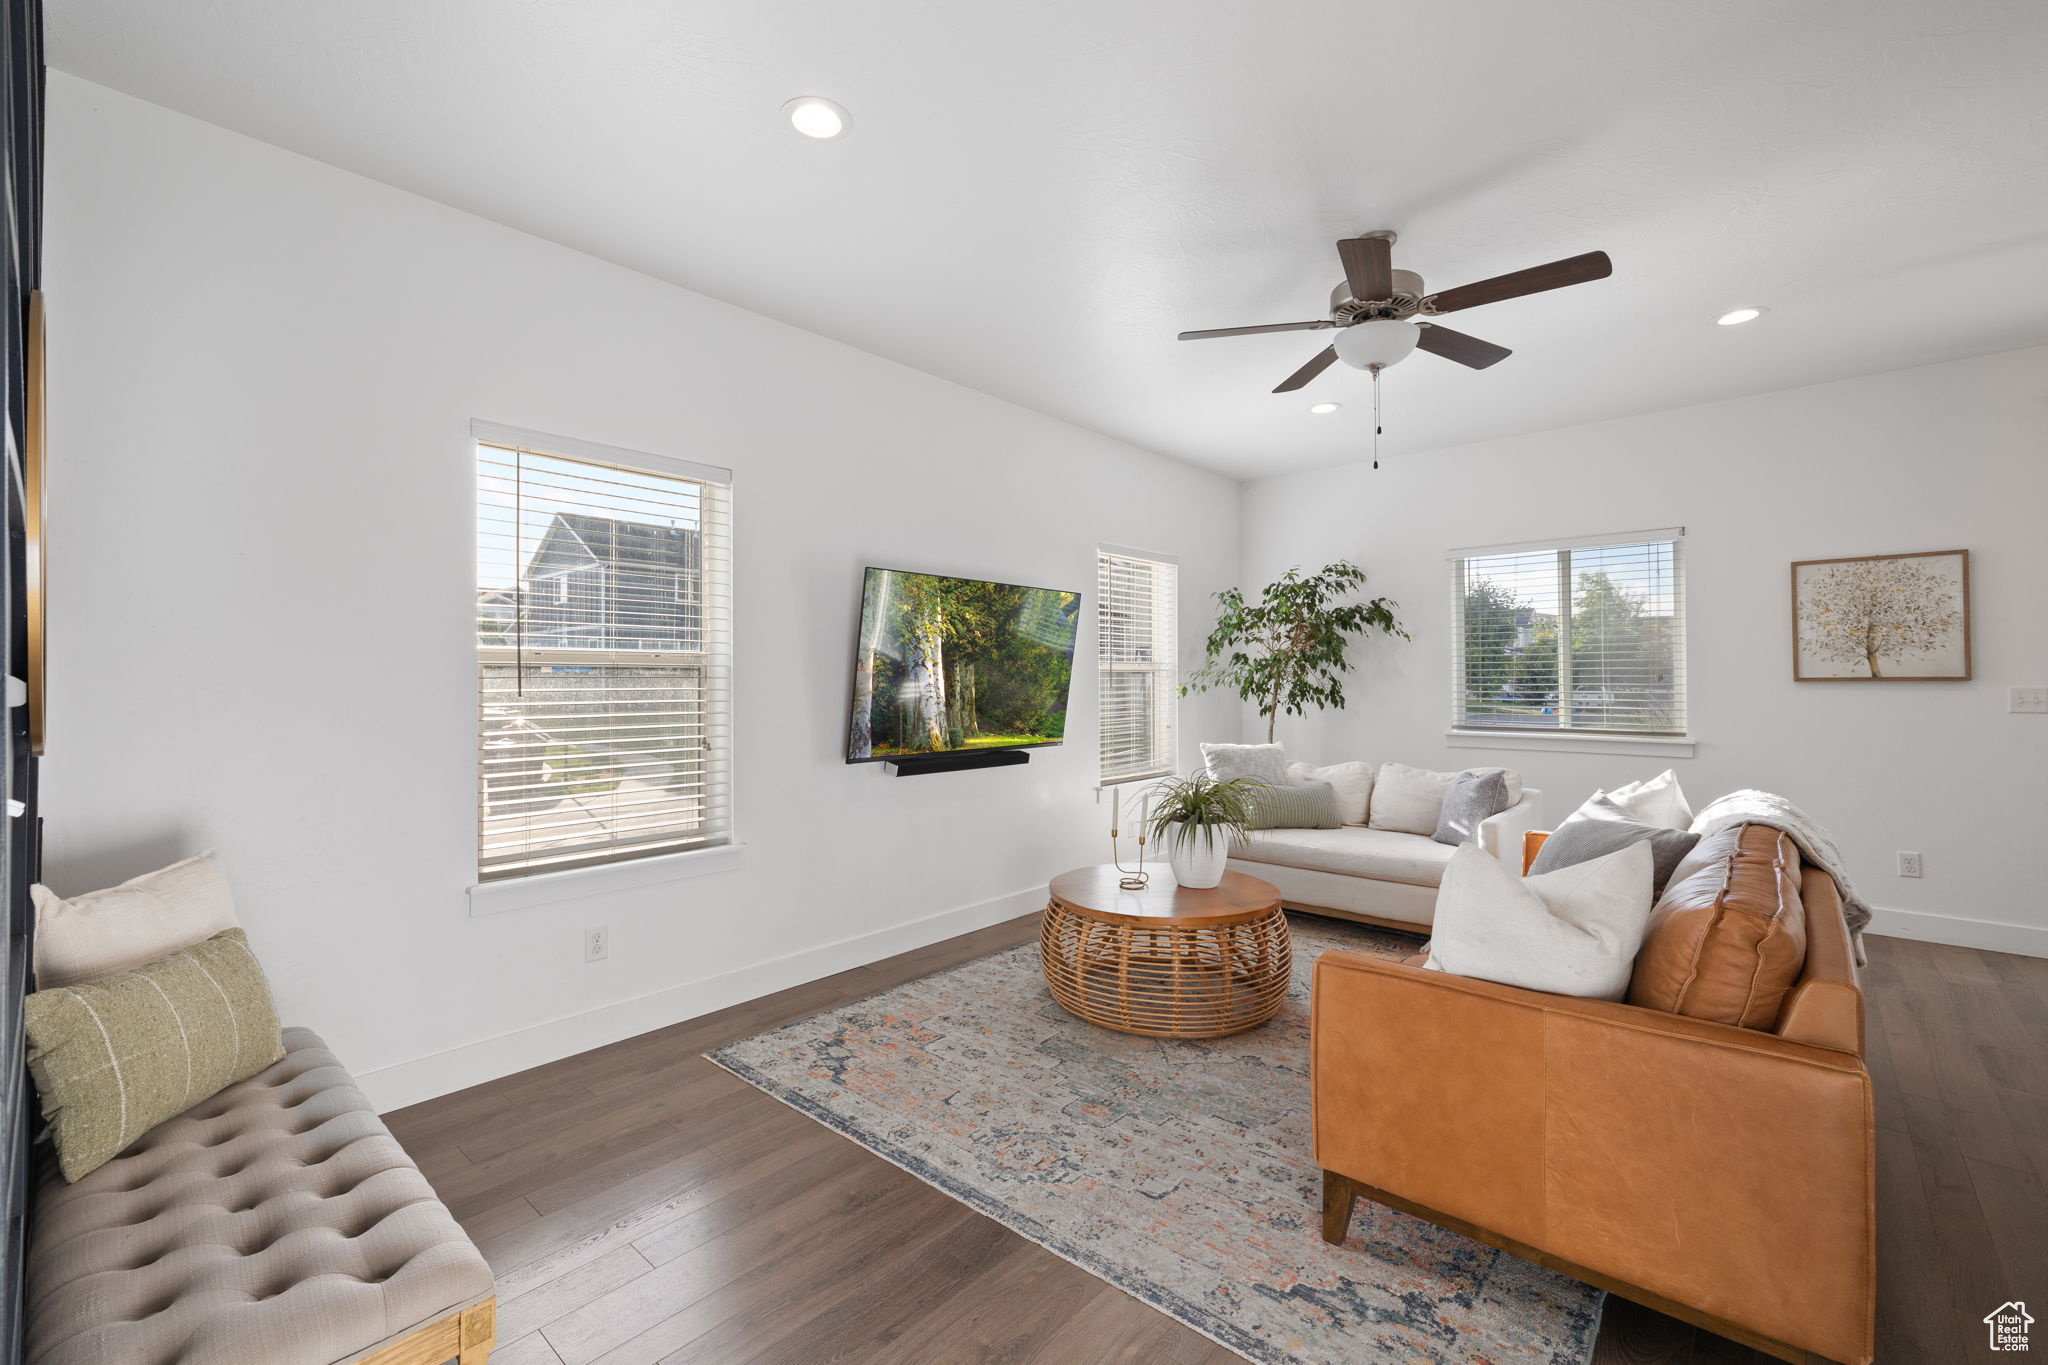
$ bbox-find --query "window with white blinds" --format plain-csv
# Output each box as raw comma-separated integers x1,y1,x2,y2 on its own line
1449,529,1686,738
475,427,732,881
1097,549,1178,785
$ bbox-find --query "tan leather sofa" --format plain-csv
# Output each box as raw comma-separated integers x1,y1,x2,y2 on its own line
1311,824,1874,1365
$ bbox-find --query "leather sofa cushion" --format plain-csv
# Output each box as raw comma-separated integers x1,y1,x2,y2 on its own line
1232,827,1458,888
1628,824,1808,1029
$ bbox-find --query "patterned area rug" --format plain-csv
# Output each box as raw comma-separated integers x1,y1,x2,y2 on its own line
707,913,1603,1364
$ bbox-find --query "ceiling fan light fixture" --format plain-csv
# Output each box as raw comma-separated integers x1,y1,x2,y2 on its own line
1309,402,1342,414
1715,306,1766,326
1331,319,1421,370
783,96,850,139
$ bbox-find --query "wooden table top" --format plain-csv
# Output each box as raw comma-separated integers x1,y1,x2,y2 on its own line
1047,865,1282,927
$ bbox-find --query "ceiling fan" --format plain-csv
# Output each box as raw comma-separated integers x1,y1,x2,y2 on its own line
1178,230,1611,393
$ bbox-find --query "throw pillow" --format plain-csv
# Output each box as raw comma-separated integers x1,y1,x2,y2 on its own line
1366,762,1457,835
1367,764,1524,836
1285,760,1373,825
1432,769,1512,846
1425,840,1657,1000
32,851,241,989
1200,742,1289,787
25,929,286,1182
1605,769,1693,830
1531,793,1703,894
1248,781,1340,830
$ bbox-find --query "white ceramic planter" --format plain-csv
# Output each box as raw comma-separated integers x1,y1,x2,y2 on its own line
1165,824,1233,889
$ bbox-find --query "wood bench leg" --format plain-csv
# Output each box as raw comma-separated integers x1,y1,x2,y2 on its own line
355,1296,495,1365
461,1298,496,1365
1320,1169,1359,1245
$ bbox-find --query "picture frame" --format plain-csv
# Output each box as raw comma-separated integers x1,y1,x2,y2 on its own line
1790,548,1970,682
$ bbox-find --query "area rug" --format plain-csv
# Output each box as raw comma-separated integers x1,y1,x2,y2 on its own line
706,914,1603,1365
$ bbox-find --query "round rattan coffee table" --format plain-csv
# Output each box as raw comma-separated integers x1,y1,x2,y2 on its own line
1039,865,1290,1039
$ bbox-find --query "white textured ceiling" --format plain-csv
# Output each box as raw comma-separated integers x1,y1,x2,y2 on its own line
48,1,2048,478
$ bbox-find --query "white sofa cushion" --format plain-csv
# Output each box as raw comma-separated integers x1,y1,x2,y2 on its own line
1231,826,1458,888
1285,760,1373,825
1226,857,1443,926
1366,762,1454,834
1425,840,1656,1000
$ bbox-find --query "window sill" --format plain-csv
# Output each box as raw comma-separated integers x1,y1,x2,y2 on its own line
1444,730,1697,759
1098,773,1172,791
468,842,746,916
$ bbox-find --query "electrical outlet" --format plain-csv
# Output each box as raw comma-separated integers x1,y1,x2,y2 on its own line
584,924,609,963
2010,686,2048,714
1897,851,1922,879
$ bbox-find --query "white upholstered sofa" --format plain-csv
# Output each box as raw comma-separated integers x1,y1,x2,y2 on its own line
1222,761,1543,932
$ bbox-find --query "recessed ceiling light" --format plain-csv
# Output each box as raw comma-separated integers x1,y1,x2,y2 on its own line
783,96,850,139
1715,306,1767,326
1309,402,1342,414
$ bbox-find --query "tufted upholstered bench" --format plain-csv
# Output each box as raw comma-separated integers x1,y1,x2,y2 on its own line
25,1028,495,1365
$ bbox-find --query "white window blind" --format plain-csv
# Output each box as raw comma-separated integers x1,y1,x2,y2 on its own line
476,435,732,881
1097,549,1178,784
1449,529,1685,738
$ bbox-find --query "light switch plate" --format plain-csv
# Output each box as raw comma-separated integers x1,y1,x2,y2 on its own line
2011,687,2048,714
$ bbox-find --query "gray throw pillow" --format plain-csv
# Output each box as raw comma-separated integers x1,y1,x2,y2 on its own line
1248,781,1340,830
1432,769,1512,846
1529,793,1701,893
1200,742,1289,787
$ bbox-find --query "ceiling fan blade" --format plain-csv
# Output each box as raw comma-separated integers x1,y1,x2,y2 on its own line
1415,323,1513,369
1337,236,1393,302
1427,250,1612,314
1272,346,1339,393
1177,321,1335,341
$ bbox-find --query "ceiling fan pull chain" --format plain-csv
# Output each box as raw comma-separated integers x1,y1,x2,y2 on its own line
1370,364,1382,469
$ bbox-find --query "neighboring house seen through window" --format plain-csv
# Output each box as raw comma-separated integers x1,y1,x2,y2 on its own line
475,428,732,880
1449,528,1686,738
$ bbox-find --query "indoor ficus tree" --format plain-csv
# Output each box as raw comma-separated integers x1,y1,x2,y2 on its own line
1183,561,1408,742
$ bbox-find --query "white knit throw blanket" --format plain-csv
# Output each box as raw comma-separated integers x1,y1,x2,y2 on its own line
1691,789,1870,964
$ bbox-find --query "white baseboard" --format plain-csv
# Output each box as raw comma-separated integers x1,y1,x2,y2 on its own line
1865,905,2048,960
357,885,1045,1112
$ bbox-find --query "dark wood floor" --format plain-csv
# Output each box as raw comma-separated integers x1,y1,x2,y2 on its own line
384,919,2047,1365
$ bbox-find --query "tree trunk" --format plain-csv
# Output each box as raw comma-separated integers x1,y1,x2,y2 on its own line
1866,649,1883,678
850,571,890,758
1265,664,1288,743
956,662,976,737
907,609,947,750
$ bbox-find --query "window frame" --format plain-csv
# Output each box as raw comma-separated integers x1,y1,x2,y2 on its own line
467,421,737,909
1446,526,1690,755
1096,545,1179,788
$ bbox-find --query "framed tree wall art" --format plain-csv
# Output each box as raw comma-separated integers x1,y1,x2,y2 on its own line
1791,549,1970,681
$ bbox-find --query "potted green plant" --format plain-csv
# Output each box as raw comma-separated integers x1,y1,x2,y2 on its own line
1144,772,1263,889
1184,561,1407,742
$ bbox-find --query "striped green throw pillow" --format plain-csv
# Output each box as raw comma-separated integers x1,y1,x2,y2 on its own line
25,928,285,1182
1248,780,1341,830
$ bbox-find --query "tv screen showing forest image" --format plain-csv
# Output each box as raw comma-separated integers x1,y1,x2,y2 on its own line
847,568,1081,763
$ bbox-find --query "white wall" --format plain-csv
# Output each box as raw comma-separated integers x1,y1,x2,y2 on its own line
40,74,1244,1109
1242,345,2048,957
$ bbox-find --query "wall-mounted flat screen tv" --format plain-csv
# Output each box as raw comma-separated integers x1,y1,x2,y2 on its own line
847,567,1081,763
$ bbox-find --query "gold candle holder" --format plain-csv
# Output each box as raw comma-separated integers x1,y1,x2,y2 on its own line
1111,823,1150,890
